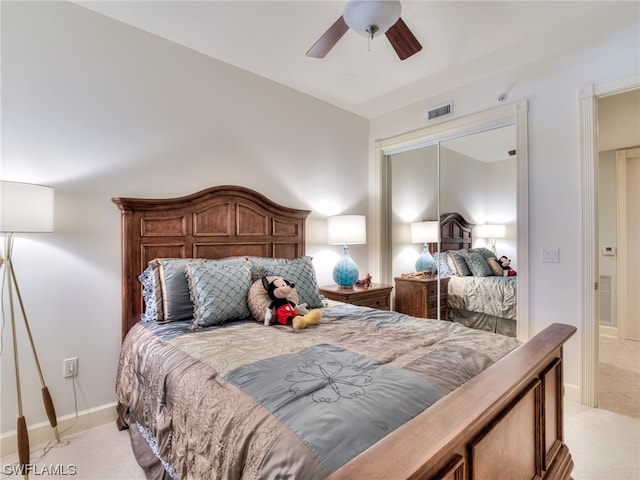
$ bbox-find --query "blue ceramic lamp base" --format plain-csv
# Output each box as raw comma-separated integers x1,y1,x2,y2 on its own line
333,245,359,288
415,244,437,274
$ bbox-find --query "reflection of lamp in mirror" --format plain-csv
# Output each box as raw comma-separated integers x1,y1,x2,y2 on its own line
477,224,506,255
0,181,60,473
411,221,438,274
327,215,366,288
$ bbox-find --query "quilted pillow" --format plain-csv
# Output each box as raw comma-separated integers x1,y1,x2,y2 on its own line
262,258,323,308
247,277,300,323
447,249,472,276
138,267,157,322
247,256,314,282
149,257,246,323
469,247,495,260
464,251,493,277
186,261,252,327
433,252,454,276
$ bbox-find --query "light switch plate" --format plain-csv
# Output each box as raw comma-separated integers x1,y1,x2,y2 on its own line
541,248,559,263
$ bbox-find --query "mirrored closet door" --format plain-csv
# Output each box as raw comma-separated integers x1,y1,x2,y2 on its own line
378,102,529,338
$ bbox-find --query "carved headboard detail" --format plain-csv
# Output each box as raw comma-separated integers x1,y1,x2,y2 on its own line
112,185,310,340
439,212,475,252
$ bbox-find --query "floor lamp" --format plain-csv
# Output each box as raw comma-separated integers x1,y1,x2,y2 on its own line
0,181,59,476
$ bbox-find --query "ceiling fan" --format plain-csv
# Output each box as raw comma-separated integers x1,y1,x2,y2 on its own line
306,0,422,61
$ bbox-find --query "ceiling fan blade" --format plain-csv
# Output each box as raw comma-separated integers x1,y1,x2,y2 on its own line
306,16,349,58
385,17,422,60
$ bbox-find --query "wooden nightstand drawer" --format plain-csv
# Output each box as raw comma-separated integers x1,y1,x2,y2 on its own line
394,275,450,320
354,294,391,310
427,281,448,296
319,283,393,311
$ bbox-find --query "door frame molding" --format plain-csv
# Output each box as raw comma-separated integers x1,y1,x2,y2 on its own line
578,73,639,407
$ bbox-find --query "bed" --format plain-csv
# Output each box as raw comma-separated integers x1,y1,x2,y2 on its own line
113,185,575,480
437,212,518,337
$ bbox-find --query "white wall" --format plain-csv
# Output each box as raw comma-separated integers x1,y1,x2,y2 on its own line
369,23,640,397
0,1,368,435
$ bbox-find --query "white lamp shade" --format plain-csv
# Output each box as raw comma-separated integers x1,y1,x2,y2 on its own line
327,215,366,245
0,181,54,232
411,221,439,244
343,0,401,38
477,224,506,239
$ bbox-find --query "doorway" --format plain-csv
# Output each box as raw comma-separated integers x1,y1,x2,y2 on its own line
578,74,639,408
597,146,640,418
595,88,639,418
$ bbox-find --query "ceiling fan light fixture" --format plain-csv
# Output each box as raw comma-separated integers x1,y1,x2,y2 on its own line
343,0,401,39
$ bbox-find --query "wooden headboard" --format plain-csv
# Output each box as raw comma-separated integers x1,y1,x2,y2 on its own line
439,212,474,252
112,185,311,340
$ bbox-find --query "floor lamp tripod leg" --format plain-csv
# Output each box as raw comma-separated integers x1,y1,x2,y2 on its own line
7,258,30,476
9,262,61,443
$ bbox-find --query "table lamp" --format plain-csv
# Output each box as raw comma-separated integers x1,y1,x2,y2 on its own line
327,215,366,288
411,221,438,274
476,224,506,255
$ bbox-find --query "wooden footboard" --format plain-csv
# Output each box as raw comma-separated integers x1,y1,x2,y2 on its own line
329,323,576,480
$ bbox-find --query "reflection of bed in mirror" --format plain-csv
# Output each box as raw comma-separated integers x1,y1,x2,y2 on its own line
438,212,517,337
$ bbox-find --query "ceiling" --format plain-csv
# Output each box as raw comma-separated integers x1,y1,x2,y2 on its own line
443,124,516,162
74,1,637,119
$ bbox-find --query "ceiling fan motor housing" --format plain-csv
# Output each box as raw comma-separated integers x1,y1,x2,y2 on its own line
343,0,402,38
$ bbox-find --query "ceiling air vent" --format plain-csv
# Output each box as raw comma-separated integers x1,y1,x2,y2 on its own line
426,101,453,122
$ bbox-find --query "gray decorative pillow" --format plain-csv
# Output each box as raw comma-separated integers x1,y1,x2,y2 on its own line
186,261,252,327
447,250,472,276
262,258,323,308
464,251,493,277
149,257,246,323
148,258,192,323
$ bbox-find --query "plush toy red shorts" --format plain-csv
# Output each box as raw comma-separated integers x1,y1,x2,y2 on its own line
275,304,298,325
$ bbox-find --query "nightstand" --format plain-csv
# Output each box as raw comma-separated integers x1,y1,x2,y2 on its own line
394,275,450,320
319,283,393,311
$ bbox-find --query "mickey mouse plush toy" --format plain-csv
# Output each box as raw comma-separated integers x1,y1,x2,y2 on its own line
262,276,321,329
499,256,517,276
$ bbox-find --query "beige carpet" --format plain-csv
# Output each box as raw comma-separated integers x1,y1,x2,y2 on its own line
0,425,145,479
1,401,638,480
599,336,640,418
565,401,640,480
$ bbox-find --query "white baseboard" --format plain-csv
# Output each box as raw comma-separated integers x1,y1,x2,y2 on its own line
0,402,118,458
564,382,581,403
599,325,618,338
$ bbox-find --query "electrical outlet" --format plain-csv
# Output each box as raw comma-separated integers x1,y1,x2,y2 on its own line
63,357,78,378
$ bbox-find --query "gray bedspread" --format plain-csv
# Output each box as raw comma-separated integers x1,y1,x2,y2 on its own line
447,275,517,321
116,303,520,480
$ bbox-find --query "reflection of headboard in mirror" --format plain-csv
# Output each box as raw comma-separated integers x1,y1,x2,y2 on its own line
112,185,311,340
440,212,474,252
